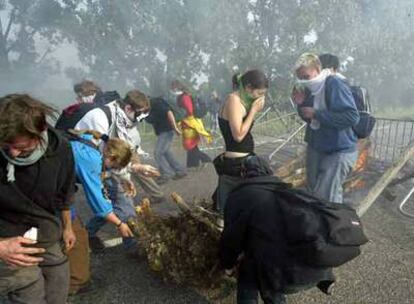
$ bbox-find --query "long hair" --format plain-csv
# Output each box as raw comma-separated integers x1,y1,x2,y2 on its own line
0,94,57,144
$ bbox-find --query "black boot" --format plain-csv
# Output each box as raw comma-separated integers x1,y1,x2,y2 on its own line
317,280,335,295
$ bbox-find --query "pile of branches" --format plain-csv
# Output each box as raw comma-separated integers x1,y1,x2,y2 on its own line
128,193,225,287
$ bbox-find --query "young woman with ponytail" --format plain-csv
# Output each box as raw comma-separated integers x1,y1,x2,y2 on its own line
213,70,271,213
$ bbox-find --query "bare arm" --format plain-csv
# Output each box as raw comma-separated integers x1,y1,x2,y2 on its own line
226,94,262,142
105,212,133,238
61,209,76,252
167,110,181,134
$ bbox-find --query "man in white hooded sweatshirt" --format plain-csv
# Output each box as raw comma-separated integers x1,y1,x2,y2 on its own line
291,53,360,204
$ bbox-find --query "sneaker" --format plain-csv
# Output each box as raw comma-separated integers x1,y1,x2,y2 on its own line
172,172,187,180
88,236,105,253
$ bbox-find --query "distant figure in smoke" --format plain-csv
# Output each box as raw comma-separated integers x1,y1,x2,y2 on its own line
291,53,359,203
145,96,187,185
170,80,212,170
213,69,269,213
318,53,346,80
74,80,102,104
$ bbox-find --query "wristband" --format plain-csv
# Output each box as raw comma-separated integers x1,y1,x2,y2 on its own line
116,221,123,228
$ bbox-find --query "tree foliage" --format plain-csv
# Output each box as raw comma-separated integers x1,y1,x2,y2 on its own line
0,0,413,107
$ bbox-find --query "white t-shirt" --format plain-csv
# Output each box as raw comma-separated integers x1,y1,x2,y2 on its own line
75,108,110,136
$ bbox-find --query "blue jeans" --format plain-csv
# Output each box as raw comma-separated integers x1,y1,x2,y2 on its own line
86,178,137,250
154,131,186,178
306,146,358,203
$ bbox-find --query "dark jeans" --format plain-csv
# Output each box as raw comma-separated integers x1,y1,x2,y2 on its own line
237,260,286,304
187,146,211,168
86,178,137,250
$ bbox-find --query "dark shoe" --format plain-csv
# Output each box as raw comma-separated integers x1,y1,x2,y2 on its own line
68,281,93,296
156,176,169,185
317,280,335,295
88,236,105,253
172,172,187,180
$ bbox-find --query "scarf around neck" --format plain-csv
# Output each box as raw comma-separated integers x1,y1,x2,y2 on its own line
107,101,134,144
296,69,332,130
0,130,49,182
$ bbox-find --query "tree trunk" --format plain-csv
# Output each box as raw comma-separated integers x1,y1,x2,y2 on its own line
0,18,11,72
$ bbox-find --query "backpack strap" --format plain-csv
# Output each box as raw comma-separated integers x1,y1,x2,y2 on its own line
64,131,100,151
323,75,334,110
101,105,113,127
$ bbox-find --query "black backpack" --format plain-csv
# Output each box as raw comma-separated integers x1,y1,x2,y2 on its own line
193,95,208,119
55,90,120,130
55,102,112,131
349,86,376,139
276,188,369,268
94,90,121,105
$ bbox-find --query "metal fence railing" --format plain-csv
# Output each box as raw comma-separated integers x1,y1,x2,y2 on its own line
369,117,414,165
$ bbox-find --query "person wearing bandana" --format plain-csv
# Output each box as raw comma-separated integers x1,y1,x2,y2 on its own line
292,53,360,204
213,69,269,214
0,94,76,304
74,90,163,252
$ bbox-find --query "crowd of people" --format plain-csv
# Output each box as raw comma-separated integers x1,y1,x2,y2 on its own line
0,52,362,304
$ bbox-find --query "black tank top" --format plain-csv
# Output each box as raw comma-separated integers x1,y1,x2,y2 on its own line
218,117,254,153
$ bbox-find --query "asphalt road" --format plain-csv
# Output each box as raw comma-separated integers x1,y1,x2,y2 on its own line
68,159,414,304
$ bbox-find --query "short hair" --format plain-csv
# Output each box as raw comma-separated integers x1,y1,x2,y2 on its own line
319,53,340,70
73,83,82,94
104,138,132,168
123,90,149,110
295,53,322,71
0,94,56,144
79,80,100,97
170,80,189,93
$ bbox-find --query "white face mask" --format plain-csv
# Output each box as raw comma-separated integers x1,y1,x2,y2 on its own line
125,108,150,124
136,112,149,122
171,90,183,96
296,69,332,95
81,94,96,103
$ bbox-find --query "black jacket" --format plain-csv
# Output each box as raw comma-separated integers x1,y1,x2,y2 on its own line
0,128,76,248
219,176,334,294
